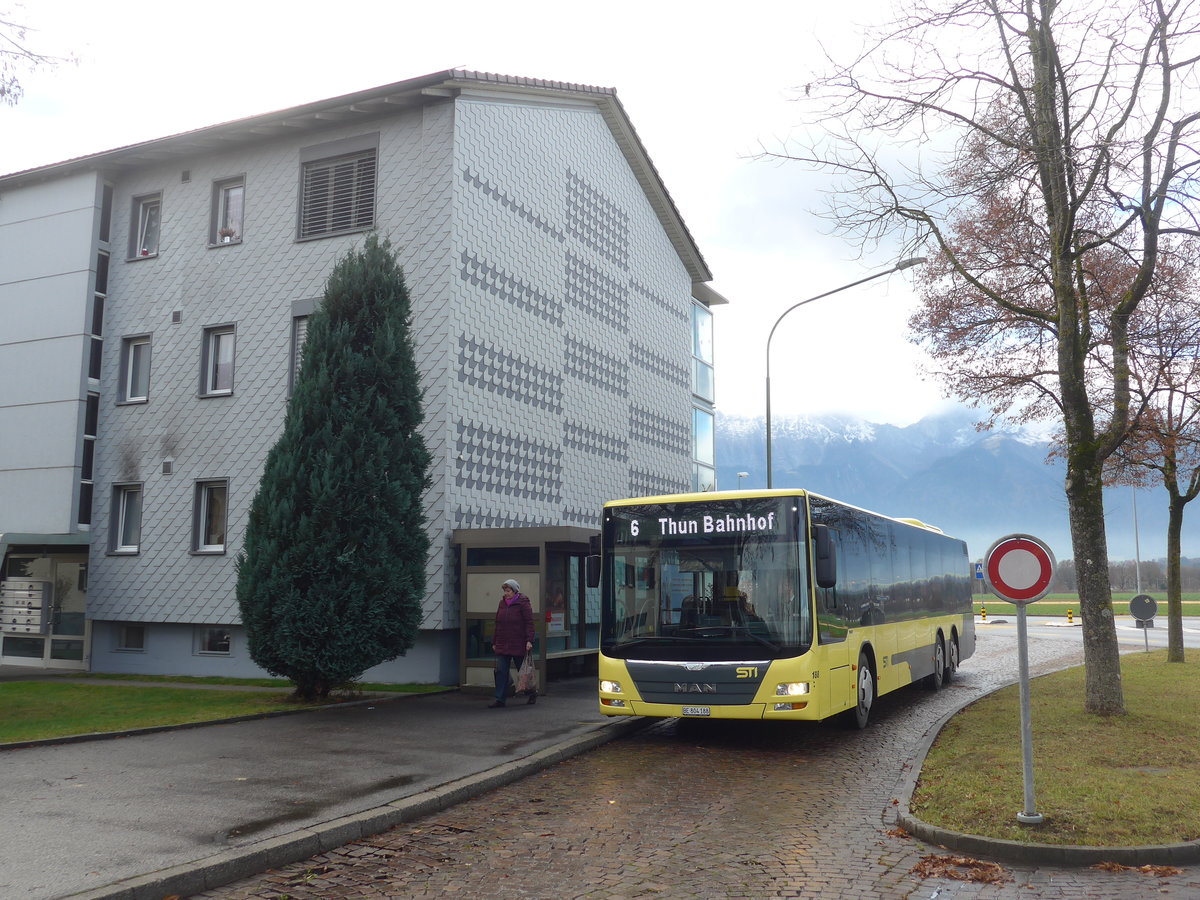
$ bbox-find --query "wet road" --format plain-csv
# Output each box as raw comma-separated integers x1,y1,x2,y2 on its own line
194,629,1200,899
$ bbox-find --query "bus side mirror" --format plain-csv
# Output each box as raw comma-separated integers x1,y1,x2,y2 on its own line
814,524,837,589
586,555,601,589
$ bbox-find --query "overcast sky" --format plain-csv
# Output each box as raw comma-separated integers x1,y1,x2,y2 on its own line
3,0,958,426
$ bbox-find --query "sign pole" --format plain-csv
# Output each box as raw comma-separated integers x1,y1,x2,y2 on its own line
1130,594,1158,652
983,534,1056,827
1014,602,1043,824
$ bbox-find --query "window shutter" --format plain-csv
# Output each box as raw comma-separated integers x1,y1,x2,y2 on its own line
300,150,376,238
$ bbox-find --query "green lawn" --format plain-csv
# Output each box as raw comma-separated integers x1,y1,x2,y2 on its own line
974,593,1200,618
911,649,1200,846
57,672,444,693
0,677,445,744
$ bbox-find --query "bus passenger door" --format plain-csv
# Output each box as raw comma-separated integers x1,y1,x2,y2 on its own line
814,582,852,714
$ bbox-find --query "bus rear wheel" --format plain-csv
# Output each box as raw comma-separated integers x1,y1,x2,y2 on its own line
925,636,945,691
852,652,874,729
945,633,960,684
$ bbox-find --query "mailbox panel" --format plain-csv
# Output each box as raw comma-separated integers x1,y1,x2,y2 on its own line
1,580,51,634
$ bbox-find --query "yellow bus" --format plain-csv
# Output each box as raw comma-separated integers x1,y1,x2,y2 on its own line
591,489,975,727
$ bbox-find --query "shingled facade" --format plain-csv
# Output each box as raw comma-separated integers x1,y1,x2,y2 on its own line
0,70,723,680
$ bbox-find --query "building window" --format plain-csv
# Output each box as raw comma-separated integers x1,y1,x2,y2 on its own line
99,183,114,244
116,625,145,651
95,252,109,296
111,484,143,553
201,326,235,396
79,392,99,527
90,272,107,382
692,303,714,403
196,626,232,655
119,336,151,403
81,438,94,482
130,193,161,258
78,482,93,527
212,177,244,243
692,407,716,493
88,337,103,381
194,480,228,553
299,148,376,239
290,314,309,392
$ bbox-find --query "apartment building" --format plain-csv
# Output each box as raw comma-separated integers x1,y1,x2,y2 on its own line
0,70,723,682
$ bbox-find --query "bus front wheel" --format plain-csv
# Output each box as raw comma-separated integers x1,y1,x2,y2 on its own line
852,652,874,729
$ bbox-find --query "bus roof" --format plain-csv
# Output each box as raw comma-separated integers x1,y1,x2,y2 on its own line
602,488,810,508
602,490,952,537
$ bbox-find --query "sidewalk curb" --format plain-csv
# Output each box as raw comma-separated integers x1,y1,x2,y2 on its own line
894,680,1200,868
61,715,652,900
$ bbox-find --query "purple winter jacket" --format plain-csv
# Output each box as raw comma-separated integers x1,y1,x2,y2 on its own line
493,593,534,656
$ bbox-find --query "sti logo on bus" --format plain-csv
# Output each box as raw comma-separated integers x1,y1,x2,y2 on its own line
736,667,759,679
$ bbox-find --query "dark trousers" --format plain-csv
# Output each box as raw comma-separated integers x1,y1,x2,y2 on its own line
493,653,525,703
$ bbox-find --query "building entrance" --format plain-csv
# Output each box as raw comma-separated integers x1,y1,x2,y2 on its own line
454,526,598,690
1,552,89,669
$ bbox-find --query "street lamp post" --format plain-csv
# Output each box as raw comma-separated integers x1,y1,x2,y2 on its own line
765,257,926,488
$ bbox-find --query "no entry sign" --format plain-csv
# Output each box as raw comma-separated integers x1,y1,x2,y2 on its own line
984,534,1056,605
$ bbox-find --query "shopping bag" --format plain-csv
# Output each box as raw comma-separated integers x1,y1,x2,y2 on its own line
516,652,538,694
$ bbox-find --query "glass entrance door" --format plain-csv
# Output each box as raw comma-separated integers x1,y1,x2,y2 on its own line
1,554,89,669
545,552,600,654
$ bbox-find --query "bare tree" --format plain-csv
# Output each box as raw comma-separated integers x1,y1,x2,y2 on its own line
785,0,1200,714
1110,290,1200,661
1,10,71,107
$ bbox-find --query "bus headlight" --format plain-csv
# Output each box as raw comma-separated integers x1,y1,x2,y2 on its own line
600,680,623,694
775,682,810,696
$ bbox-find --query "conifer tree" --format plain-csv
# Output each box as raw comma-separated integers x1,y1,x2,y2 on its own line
237,234,430,700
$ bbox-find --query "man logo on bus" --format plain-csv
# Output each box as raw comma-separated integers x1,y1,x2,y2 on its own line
674,683,717,693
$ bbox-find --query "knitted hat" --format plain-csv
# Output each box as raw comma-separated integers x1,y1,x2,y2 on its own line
502,579,521,593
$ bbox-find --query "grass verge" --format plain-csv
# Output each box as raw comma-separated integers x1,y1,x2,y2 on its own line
0,678,443,744
0,682,328,743
974,596,1200,618
911,649,1200,846
52,672,446,693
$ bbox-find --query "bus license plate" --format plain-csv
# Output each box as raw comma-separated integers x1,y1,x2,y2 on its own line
682,706,711,717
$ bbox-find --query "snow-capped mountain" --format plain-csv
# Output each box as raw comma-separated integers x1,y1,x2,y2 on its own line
716,408,1180,562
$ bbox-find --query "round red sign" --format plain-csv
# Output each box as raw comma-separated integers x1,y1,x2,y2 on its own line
984,535,1056,604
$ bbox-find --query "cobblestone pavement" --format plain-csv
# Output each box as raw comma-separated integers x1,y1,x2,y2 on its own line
194,632,1200,899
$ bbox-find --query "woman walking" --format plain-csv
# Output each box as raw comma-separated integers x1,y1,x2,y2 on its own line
489,579,535,708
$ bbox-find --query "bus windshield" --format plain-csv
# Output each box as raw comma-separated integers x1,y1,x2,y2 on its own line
601,496,812,661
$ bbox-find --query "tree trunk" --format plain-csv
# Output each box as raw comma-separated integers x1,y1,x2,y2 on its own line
1167,493,1185,663
1065,456,1126,715
293,676,332,702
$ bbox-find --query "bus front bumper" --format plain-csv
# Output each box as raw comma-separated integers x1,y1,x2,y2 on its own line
599,699,820,721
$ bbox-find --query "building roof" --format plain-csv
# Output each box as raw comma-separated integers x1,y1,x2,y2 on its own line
1,69,725,298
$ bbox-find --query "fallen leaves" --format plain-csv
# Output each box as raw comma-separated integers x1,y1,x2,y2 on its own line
910,854,1011,884
1092,861,1184,877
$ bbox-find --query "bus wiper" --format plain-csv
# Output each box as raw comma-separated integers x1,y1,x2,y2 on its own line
617,635,708,647
677,625,779,652
736,627,780,652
